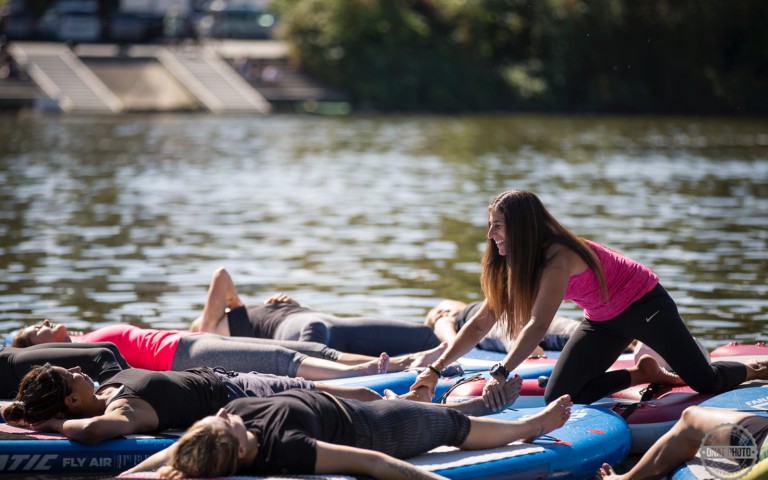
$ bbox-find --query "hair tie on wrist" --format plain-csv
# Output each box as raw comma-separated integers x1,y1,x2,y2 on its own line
427,364,441,377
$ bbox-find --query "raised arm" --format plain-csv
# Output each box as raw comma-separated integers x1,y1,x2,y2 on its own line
314,441,448,480
191,267,244,335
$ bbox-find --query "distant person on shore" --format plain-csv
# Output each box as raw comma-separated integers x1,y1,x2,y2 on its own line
596,403,768,479
411,189,768,410
163,6,185,46
12,319,445,381
123,389,572,479
191,267,444,357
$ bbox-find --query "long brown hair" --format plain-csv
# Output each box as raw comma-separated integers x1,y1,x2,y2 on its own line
481,190,607,337
158,420,240,478
1,364,70,425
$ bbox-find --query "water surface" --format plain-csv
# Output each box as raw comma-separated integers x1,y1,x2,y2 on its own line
0,113,766,347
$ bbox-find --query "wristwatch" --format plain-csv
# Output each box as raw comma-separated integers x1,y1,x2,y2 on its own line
489,362,509,380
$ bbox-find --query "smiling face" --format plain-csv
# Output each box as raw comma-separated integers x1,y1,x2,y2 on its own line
19,319,71,346
487,209,507,256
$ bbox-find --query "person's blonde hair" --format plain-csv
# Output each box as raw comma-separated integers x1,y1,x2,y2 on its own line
158,420,240,478
481,190,608,337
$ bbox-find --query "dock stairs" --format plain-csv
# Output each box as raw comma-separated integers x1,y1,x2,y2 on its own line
156,47,270,114
9,42,122,113
8,42,271,114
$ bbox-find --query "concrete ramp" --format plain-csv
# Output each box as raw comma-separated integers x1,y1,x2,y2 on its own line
8,42,122,113
156,47,271,114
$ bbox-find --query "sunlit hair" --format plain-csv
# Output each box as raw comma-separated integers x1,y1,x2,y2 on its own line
158,420,240,478
1,363,70,425
481,190,608,337
11,329,32,348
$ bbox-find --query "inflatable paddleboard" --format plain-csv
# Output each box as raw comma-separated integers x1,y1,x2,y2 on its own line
0,423,178,474
669,385,768,480
122,404,630,480
447,343,768,453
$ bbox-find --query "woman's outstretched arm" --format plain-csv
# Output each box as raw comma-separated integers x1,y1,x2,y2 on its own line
314,441,448,480
119,444,176,476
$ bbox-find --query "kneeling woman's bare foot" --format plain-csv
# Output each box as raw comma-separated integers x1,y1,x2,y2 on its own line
631,355,686,386
595,463,623,480
455,376,523,416
523,394,572,442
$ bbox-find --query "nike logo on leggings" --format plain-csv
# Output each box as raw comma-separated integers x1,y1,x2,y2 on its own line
646,310,660,322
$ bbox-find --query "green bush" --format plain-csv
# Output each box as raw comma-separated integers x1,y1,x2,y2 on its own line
273,0,768,113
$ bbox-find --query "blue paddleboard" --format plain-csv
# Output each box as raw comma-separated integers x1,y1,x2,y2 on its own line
0,427,178,474
120,405,631,480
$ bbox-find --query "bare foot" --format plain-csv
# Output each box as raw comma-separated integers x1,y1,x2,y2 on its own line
746,359,768,381
407,342,448,369
355,353,390,376
453,376,523,416
595,463,623,479
523,394,572,442
632,354,686,386
377,353,390,374
387,387,433,403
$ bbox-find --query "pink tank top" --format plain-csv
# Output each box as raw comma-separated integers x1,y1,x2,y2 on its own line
80,325,202,370
563,241,658,321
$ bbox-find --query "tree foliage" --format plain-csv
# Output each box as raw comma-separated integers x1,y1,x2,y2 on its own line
273,0,768,113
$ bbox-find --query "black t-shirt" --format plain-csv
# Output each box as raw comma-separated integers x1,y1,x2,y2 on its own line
227,303,310,338
101,367,228,431
226,389,356,475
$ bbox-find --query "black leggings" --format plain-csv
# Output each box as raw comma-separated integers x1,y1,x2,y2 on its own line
0,342,128,397
545,284,747,404
342,397,471,459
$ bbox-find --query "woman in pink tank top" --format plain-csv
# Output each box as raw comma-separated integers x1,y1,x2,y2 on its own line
412,190,766,407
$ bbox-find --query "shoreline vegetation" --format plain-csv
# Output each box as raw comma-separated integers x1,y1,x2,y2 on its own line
271,0,767,115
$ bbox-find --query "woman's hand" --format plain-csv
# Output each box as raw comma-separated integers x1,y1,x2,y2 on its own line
410,368,439,398
30,418,64,433
264,293,300,306
482,375,508,411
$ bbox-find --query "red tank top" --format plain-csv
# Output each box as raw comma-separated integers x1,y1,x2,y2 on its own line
80,325,202,370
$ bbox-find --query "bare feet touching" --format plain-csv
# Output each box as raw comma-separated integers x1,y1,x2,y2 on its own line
595,463,622,480
630,355,686,386
523,394,572,443
746,359,768,381
458,376,524,416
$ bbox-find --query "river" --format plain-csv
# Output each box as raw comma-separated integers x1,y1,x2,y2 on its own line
0,113,766,348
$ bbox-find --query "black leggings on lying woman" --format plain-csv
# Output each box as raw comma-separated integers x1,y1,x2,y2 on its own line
0,342,128,398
